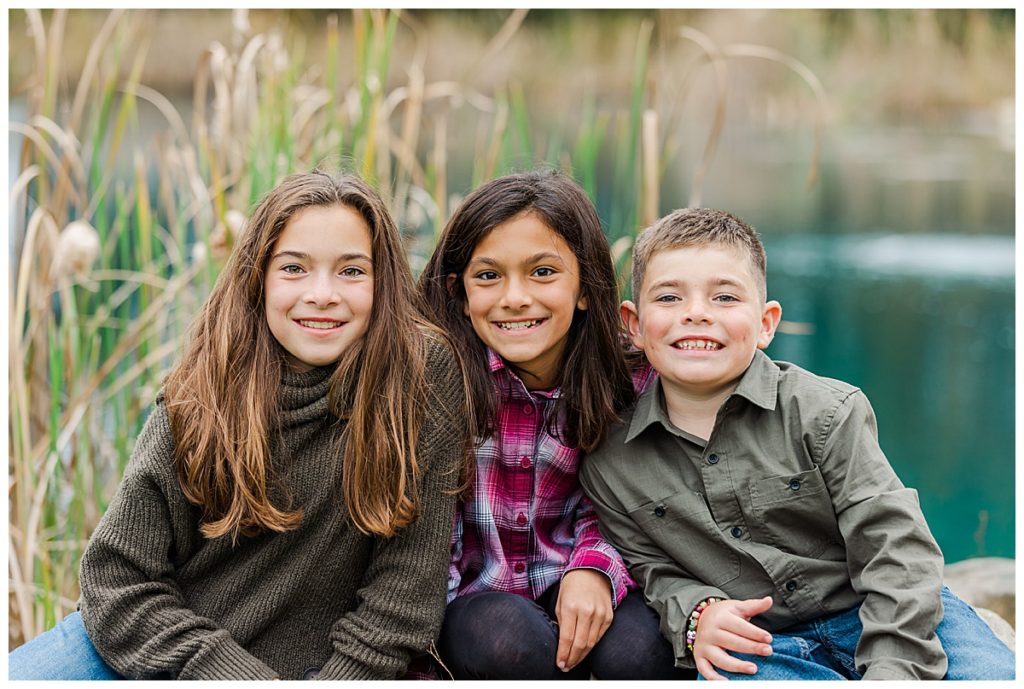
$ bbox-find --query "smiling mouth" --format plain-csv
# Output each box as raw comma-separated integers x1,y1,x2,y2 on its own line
297,319,344,329
672,339,722,351
495,318,545,331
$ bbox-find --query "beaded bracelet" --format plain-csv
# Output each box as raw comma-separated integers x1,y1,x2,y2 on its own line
685,596,723,652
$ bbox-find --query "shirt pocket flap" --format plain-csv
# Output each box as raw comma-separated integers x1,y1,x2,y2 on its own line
627,492,741,587
749,466,828,508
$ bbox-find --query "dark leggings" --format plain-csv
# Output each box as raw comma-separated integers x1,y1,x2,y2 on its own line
437,584,694,680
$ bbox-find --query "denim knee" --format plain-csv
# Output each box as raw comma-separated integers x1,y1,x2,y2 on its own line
9,611,120,680
938,587,1015,680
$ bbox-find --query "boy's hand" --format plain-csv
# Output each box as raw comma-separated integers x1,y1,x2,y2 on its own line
554,569,614,672
693,596,774,681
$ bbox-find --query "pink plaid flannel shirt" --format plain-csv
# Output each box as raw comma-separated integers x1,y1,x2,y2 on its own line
447,349,657,607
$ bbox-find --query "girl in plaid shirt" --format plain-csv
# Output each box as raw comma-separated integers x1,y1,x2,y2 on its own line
418,169,689,679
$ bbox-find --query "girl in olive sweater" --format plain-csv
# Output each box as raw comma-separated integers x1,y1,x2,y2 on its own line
9,171,468,680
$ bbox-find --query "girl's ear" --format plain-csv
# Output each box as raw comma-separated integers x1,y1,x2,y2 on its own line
757,299,783,350
447,273,470,317
576,294,588,311
620,300,643,350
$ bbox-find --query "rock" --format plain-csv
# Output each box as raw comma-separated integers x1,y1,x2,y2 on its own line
974,607,1015,651
944,557,1015,629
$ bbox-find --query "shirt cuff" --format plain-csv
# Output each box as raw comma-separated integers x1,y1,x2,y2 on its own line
565,549,631,607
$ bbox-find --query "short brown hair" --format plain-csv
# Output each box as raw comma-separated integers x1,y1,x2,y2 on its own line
631,207,767,301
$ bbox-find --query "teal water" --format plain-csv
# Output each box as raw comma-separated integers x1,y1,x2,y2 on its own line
665,122,1014,563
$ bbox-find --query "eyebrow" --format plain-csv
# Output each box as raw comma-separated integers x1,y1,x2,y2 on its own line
272,250,372,263
468,251,566,267
647,277,746,292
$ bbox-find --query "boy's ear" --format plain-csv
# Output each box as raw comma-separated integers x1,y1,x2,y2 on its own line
620,300,644,350
757,299,783,350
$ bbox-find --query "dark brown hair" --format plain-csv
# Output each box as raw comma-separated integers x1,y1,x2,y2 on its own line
632,207,768,301
163,169,431,541
418,168,633,452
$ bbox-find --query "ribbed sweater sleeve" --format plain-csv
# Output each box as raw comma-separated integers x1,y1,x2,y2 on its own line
77,404,279,680
317,336,466,680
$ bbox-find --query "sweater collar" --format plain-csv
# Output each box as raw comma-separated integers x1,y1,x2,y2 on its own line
279,365,336,425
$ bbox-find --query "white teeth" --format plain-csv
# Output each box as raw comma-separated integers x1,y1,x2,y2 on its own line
497,319,541,330
673,339,721,350
299,320,342,329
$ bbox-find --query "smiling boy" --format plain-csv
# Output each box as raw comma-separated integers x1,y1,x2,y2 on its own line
579,208,1015,680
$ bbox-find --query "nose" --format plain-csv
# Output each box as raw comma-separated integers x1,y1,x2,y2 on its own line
499,275,532,310
304,273,341,309
681,297,712,324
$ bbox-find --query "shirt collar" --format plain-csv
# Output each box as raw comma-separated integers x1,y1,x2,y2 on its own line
486,347,560,400
625,349,779,442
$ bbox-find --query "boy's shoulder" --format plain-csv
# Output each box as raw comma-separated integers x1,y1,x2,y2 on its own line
769,355,862,408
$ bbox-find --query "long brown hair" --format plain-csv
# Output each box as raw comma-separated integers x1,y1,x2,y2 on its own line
163,170,429,540
418,168,634,452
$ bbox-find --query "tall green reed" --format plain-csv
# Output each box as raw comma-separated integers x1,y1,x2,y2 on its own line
8,8,823,647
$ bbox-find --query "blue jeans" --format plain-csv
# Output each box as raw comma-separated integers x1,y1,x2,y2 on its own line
9,611,121,680
700,587,1015,680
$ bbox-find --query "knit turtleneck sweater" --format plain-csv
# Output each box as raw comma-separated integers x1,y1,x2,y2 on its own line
77,338,466,680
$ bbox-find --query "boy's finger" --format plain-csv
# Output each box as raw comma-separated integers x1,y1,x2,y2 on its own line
707,646,758,676
717,615,773,645
735,596,774,616
695,656,726,681
714,629,774,657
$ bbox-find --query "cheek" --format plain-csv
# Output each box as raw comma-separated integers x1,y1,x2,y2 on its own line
462,288,487,320
355,285,375,317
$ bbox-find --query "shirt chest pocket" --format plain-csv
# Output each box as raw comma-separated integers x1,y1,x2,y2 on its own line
627,492,741,587
747,466,843,557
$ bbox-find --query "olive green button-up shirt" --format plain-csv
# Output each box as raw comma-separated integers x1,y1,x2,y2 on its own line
580,350,946,680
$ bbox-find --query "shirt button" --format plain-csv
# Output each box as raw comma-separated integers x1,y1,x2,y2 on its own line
789,479,801,491
516,512,528,526
514,562,526,574
654,505,666,518
730,526,743,538
303,667,320,680
707,453,720,465
520,456,532,469
523,404,534,415
786,580,798,592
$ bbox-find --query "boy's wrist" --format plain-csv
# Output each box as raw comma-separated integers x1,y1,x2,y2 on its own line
685,596,723,652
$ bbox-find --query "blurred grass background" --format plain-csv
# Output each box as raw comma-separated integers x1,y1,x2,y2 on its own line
7,8,1014,649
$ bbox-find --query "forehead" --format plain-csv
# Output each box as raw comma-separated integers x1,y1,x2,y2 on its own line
642,243,759,291
275,204,372,248
470,211,575,262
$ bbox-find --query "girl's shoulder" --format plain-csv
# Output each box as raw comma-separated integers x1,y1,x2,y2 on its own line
416,322,461,378
118,394,183,496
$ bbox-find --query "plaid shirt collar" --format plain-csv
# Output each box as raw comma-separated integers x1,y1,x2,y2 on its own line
485,348,561,401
